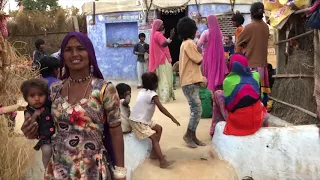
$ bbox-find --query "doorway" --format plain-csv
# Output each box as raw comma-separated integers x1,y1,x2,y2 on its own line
158,10,187,65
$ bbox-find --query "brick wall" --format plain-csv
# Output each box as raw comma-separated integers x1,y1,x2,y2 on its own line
216,13,236,36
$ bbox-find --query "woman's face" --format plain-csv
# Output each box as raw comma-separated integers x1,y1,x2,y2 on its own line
158,24,165,32
63,37,89,72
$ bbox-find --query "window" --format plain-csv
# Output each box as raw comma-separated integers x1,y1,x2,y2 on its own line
106,22,138,47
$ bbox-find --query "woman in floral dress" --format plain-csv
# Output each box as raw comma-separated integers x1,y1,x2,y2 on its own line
21,32,126,180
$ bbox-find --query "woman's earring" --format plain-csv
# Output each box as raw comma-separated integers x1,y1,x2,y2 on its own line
90,65,94,75
61,66,66,77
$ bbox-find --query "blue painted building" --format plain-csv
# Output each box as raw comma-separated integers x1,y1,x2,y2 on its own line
83,1,254,82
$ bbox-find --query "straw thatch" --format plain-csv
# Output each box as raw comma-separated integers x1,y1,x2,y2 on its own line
0,27,37,179
271,16,317,124
7,8,86,56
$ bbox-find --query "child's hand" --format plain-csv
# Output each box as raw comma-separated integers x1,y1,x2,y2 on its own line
31,110,41,121
171,118,180,126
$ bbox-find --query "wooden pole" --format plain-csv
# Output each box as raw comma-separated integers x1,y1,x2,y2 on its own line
272,74,314,78
274,30,313,45
72,16,80,32
276,28,286,74
269,96,317,118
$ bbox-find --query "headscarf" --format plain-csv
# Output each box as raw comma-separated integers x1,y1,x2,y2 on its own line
203,15,227,91
149,19,170,72
223,53,260,112
59,32,115,163
60,32,104,80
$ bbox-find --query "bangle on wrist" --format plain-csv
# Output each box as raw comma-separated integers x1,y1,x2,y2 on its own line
113,166,127,179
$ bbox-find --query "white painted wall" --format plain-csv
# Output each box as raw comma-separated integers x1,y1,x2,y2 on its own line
212,121,320,179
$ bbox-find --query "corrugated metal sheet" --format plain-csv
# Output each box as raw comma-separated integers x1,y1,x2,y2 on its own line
82,0,258,15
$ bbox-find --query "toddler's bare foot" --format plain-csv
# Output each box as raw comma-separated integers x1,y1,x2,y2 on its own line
183,135,197,148
192,137,206,146
160,160,175,168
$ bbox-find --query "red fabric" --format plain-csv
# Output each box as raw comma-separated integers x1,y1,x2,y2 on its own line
0,18,8,37
224,101,264,136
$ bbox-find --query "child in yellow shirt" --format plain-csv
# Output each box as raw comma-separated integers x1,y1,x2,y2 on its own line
177,17,205,148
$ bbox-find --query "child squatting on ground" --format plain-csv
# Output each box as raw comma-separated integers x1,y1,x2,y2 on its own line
20,79,55,168
177,17,206,148
129,72,180,168
116,83,132,133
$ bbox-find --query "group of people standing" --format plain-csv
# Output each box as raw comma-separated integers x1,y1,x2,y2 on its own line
17,2,271,179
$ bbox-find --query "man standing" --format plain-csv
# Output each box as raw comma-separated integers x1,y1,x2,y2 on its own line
33,39,48,68
133,33,149,88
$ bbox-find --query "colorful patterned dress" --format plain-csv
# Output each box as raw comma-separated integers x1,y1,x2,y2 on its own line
44,79,120,180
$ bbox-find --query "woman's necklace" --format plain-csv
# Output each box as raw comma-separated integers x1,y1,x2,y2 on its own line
67,77,92,104
69,75,92,83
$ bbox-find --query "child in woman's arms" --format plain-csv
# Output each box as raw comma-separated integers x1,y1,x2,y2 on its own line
21,79,54,168
129,72,180,168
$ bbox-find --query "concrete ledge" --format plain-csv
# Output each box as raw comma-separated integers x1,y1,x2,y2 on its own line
212,121,320,179
124,132,152,180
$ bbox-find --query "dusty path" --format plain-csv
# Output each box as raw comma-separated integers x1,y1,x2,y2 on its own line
131,88,238,180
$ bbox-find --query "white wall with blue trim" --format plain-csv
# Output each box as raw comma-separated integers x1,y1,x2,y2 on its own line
86,3,251,81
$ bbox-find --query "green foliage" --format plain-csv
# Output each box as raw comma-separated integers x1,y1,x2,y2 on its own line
20,0,59,11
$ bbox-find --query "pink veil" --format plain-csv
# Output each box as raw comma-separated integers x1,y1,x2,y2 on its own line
203,15,227,91
149,19,164,72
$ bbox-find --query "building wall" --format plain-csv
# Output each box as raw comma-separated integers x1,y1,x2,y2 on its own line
87,3,251,81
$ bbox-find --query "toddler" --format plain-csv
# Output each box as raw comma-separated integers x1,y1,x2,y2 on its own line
116,83,132,133
21,79,54,168
129,72,180,168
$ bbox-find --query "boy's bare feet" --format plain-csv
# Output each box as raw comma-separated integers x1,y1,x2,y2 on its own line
183,135,197,148
160,160,175,168
192,138,206,146
191,131,206,146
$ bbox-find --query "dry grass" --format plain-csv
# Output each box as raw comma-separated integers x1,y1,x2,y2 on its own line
7,8,87,56
271,36,317,125
0,30,38,179
0,116,34,180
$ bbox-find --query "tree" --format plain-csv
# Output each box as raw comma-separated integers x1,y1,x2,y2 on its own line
16,0,59,11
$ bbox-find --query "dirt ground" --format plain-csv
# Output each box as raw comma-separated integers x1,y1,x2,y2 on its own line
130,88,238,180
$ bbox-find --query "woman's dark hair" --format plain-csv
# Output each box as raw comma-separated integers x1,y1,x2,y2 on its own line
20,78,48,101
39,56,60,77
142,72,158,90
177,17,197,40
35,39,45,49
250,2,265,20
116,83,131,99
231,13,245,25
227,35,233,41
139,33,146,38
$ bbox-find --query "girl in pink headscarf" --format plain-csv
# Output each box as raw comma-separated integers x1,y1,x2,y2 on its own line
149,19,175,103
197,15,227,92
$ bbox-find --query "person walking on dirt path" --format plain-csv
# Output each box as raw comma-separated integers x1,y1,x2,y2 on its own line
236,2,270,107
177,17,206,148
149,19,175,103
21,32,126,180
134,33,149,89
33,39,48,68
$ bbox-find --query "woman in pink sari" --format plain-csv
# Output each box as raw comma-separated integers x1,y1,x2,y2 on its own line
198,15,227,92
149,19,175,103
